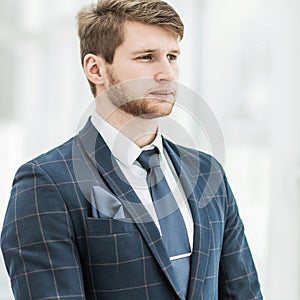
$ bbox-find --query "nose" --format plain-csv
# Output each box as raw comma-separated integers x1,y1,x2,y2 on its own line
154,59,177,82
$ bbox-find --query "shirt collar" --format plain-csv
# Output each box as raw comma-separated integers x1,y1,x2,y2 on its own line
91,110,164,167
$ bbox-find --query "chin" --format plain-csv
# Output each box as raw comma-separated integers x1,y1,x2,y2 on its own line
118,98,175,119
139,102,174,119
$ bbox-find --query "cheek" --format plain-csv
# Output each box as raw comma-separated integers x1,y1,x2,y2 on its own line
124,67,153,81
173,65,180,78
110,60,144,80
114,61,157,81
109,62,180,83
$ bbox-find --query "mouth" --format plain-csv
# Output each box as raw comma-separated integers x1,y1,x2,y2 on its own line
148,89,176,99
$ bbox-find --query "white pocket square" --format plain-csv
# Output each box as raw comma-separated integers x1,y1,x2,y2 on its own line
91,186,125,219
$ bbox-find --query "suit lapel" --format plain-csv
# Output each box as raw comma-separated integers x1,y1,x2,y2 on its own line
78,120,184,299
163,139,212,299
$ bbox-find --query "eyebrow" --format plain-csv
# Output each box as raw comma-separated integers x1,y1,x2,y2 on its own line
132,49,181,55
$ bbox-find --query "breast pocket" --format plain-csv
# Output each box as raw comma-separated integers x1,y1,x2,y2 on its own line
86,217,137,235
84,217,147,266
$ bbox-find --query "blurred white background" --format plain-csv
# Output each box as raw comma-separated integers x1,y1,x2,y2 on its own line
1,0,299,299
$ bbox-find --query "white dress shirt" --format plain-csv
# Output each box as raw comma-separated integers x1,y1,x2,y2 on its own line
91,111,194,251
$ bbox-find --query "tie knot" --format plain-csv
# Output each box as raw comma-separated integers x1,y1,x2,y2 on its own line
137,148,160,171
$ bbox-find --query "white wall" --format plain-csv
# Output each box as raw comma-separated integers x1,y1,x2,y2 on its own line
266,0,300,298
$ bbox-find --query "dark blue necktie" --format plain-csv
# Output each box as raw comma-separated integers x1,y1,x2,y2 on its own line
137,148,190,297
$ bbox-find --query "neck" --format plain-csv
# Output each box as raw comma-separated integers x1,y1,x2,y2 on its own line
95,97,158,148
107,111,159,148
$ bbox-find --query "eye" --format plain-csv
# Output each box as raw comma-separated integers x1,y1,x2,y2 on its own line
137,54,153,61
167,54,178,62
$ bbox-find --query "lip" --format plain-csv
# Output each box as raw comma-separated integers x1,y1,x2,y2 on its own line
149,90,175,96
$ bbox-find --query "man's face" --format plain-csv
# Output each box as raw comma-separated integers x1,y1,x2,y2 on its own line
103,21,180,119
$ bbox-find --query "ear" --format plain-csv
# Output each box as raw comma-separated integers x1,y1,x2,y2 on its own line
83,54,107,86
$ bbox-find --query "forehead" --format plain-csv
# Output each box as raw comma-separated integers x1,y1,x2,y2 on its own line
120,21,180,52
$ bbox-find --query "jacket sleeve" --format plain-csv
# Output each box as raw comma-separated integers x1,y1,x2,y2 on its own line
218,175,263,299
1,162,86,299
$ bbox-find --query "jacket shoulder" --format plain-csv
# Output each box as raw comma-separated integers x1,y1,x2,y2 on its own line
12,136,79,189
163,138,225,176
28,137,75,166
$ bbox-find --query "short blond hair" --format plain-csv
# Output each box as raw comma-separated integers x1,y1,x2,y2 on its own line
77,0,184,96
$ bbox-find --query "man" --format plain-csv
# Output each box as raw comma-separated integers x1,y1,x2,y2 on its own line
1,0,263,299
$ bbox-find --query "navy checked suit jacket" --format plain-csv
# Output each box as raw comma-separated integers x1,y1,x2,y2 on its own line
1,119,263,299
